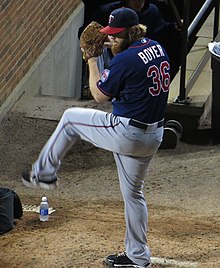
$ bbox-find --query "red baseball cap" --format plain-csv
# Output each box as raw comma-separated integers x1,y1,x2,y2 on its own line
100,7,139,35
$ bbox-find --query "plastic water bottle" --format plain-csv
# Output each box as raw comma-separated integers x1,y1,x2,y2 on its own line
39,196,49,222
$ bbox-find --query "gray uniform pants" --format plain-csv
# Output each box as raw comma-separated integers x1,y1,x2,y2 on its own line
32,107,163,266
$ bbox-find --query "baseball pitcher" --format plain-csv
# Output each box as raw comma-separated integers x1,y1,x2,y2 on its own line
22,7,170,268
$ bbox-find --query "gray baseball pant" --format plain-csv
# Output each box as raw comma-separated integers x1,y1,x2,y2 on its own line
32,107,163,266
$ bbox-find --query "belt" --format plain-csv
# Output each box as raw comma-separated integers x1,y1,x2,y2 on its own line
129,119,164,130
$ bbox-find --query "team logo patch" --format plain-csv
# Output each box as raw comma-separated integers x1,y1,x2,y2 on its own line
101,69,110,82
141,38,147,44
109,15,114,24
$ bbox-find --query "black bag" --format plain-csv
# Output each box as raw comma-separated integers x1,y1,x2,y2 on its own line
0,187,23,235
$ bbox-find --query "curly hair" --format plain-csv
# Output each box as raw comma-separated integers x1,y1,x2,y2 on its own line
111,24,147,55
126,24,147,44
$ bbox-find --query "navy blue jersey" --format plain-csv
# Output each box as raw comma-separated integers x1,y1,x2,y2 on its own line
97,38,170,123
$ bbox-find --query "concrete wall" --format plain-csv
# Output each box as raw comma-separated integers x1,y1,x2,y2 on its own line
38,3,84,98
0,2,84,123
0,0,82,106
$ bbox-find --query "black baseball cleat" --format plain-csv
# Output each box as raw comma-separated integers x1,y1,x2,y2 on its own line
159,127,178,149
105,252,150,267
21,170,58,190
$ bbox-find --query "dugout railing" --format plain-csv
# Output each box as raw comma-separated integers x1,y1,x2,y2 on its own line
173,0,220,103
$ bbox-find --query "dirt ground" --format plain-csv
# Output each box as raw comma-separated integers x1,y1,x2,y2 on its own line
0,111,220,268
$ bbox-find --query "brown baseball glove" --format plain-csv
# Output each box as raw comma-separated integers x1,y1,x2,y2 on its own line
80,21,107,62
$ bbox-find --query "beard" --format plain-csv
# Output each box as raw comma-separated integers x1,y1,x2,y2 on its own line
111,38,131,56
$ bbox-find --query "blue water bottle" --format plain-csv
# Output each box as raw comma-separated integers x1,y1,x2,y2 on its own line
39,196,49,222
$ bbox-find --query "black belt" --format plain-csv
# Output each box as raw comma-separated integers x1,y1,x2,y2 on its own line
129,119,164,130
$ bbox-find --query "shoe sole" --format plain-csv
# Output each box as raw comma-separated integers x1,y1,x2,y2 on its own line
103,260,149,268
22,177,58,190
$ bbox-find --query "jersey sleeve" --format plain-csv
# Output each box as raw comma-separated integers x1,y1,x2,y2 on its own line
97,56,126,98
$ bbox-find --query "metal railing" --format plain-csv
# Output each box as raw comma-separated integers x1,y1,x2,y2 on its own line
173,0,220,104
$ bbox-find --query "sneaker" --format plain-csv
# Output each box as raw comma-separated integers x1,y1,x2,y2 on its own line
21,170,58,190
105,252,150,267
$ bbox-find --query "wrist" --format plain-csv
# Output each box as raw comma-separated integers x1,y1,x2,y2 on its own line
87,57,98,64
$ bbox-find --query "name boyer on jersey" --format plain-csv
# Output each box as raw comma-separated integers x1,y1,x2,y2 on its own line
138,42,165,64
